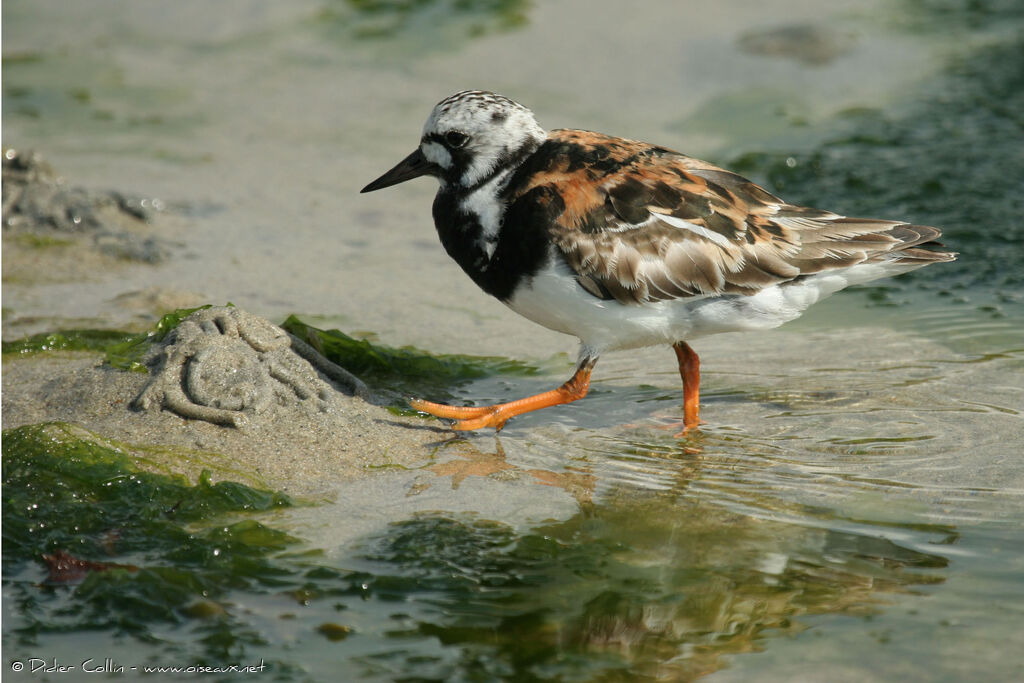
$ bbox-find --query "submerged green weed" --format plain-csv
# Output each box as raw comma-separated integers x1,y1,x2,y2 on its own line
725,31,1024,301
342,506,950,680
2,422,297,658
0,422,954,679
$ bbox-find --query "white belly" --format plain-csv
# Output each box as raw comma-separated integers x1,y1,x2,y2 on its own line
506,262,699,351
506,257,915,353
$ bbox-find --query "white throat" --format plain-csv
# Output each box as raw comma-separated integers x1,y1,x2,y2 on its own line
459,167,516,261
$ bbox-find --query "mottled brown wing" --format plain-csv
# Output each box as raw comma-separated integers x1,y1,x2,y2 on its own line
527,130,952,304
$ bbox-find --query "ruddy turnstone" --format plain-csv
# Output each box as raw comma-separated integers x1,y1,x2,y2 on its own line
361,90,956,434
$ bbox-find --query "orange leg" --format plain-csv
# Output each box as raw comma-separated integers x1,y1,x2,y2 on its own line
673,341,704,434
409,358,597,432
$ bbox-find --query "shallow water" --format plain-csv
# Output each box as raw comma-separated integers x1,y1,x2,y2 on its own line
4,0,1024,680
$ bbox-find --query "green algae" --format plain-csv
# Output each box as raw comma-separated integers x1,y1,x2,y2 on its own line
2,328,139,356
1,305,212,372
2,422,300,658
282,315,544,401
2,422,292,564
43,423,281,491
4,309,541,402
103,305,214,372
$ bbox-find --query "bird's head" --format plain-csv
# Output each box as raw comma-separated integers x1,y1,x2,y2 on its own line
361,90,546,194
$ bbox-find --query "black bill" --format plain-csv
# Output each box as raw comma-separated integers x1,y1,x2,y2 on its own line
360,148,437,193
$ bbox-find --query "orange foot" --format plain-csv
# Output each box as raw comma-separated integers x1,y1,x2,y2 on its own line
407,399,510,431
408,359,596,433
673,418,707,438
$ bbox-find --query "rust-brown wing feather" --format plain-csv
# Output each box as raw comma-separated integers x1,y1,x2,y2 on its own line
518,130,954,305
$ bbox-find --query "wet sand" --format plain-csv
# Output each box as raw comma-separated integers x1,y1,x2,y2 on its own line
1,350,442,496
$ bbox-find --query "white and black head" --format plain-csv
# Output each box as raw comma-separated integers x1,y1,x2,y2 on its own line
361,90,546,195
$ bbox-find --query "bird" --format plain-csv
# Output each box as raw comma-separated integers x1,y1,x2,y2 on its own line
361,90,955,434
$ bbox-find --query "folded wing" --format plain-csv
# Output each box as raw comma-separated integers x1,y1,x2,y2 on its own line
526,130,954,305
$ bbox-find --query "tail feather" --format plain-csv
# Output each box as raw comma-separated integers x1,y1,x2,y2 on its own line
890,244,958,264
873,223,956,264
795,218,957,267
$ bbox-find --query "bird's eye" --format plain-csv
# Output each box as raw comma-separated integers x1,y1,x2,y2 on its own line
444,131,470,148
